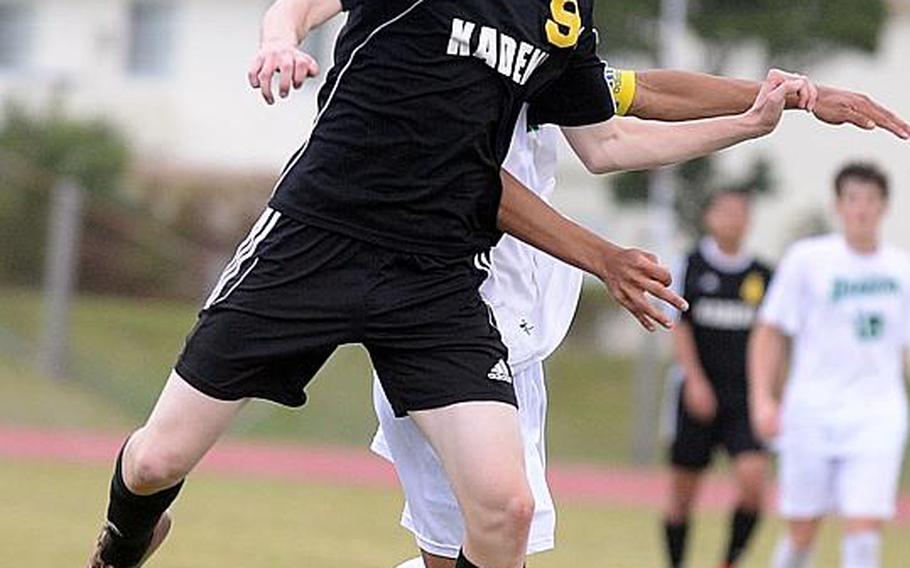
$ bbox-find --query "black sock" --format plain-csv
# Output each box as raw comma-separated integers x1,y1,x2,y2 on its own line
664,518,689,568
724,507,759,565
455,549,480,568
102,443,184,566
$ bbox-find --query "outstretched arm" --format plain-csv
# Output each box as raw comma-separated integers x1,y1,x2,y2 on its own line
248,0,344,104
564,70,809,174
497,170,687,332
629,68,910,139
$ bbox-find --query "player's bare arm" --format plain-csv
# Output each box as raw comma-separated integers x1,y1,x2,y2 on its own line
631,68,910,139
673,321,717,422
747,323,789,441
249,0,342,104
562,71,812,174
497,170,687,332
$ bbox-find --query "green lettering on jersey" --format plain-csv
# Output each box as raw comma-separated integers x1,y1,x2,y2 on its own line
831,277,899,303
855,311,886,340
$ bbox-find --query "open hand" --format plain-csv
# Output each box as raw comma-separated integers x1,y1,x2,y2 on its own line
248,40,319,105
814,86,910,140
599,246,688,332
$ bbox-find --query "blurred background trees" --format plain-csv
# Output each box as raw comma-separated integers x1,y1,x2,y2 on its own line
0,103,128,286
0,103,242,299
597,0,888,235
599,0,887,65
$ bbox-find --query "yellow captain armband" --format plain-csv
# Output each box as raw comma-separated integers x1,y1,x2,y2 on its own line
604,67,637,116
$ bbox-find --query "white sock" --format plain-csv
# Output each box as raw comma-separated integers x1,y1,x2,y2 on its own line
395,557,427,568
772,537,813,568
841,530,881,568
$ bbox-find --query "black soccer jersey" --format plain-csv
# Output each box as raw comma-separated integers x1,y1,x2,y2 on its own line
680,242,773,405
269,0,615,257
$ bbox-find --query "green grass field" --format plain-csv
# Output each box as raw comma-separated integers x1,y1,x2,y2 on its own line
0,288,637,464
1,458,908,567
2,289,910,565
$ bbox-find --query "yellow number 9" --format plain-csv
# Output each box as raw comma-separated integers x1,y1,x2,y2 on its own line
546,0,582,48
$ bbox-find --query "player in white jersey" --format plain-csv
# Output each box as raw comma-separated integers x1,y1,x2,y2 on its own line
374,107,570,561
751,164,910,568
375,73,910,567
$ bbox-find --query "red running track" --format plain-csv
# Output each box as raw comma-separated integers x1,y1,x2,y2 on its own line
0,426,906,521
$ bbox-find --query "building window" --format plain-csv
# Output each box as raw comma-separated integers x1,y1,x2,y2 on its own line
0,3,32,71
127,1,176,76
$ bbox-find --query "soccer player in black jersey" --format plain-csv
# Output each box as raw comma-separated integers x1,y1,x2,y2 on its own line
83,0,909,566
664,191,773,568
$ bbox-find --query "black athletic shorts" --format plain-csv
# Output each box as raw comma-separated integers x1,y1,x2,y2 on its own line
669,382,764,470
175,207,515,417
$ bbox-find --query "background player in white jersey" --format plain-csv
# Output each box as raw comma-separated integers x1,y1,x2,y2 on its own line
372,66,910,567
664,191,772,568
751,164,910,568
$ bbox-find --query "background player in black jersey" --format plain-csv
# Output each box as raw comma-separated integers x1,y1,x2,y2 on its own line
663,190,773,568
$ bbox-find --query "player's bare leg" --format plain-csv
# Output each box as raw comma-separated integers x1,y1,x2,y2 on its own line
410,402,533,568
392,551,457,568
87,371,247,567
421,550,456,568
667,467,702,521
841,518,884,568
722,452,767,567
772,518,821,568
125,371,246,494
664,467,702,568
732,452,766,511
788,518,821,550
396,555,453,568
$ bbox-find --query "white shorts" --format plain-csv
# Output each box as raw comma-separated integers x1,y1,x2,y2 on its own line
778,405,907,519
778,447,905,519
371,362,555,559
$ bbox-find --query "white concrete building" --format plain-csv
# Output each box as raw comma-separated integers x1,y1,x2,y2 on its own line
0,0,343,172
557,2,910,260
1,0,908,259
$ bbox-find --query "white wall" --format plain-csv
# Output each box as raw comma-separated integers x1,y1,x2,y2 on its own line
0,0,342,174
551,14,910,264
2,0,908,259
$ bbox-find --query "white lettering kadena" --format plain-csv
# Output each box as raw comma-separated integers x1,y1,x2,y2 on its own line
446,18,549,86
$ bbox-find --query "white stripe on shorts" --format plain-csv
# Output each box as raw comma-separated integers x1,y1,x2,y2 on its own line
203,208,281,309
473,252,492,277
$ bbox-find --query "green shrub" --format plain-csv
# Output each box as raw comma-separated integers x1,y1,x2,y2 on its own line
0,104,129,285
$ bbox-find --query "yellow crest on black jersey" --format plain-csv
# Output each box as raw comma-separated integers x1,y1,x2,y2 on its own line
740,271,766,306
546,0,582,48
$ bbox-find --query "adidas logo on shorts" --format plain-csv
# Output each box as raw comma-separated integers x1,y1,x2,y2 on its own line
487,359,512,383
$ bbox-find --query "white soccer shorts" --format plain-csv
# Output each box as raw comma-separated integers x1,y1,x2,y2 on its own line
778,442,905,519
371,362,556,558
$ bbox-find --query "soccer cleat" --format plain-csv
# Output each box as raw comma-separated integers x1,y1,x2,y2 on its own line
87,511,172,568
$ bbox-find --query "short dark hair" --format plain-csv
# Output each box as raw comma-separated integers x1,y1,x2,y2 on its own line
834,163,889,199
704,187,751,210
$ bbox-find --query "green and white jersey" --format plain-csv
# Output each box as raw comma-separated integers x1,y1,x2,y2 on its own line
760,234,910,454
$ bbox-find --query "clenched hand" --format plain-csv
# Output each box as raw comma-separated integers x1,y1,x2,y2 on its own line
746,69,818,136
